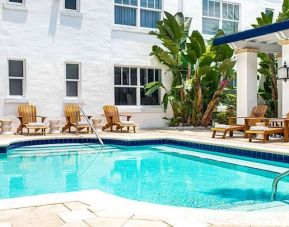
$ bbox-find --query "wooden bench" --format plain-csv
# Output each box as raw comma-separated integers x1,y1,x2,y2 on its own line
211,125,244,139
245,128,284,143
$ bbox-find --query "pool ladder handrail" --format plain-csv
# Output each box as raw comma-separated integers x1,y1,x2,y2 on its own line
271,169,289,201
79,107,104,147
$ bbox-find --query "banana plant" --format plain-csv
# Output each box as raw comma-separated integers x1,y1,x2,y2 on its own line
147,12,236,126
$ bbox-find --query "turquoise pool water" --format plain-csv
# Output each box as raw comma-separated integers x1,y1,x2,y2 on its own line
1,143,289,210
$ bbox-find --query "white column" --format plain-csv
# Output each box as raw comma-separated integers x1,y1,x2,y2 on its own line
277,53,283,118
281,41,289,117
236,49,258,123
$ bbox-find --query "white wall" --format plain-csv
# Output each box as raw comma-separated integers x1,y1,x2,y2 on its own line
0,0,283,130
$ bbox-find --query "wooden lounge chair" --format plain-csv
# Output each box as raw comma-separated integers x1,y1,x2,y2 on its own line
246,118,289,143
62,105,92,134
17,104,47,135
211,104,268,139
102,105,137,133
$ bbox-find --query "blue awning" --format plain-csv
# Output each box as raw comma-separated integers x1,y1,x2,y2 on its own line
213,20,289,50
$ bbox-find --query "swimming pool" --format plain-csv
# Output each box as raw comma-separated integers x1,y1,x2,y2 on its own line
1,141,289,210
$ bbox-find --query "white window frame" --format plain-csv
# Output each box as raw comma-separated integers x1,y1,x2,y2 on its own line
202,0,240,35
265,8,274,15
7,0,25,5
114,66,161,107
65,62,81,98
114,0,163,29
64,0,80,12
7,58,26,97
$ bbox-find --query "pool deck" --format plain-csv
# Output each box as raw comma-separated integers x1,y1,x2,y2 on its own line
1,128,289,227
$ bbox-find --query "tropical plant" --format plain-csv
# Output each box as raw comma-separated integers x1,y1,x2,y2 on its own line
252,0,289,117
146,12,236,127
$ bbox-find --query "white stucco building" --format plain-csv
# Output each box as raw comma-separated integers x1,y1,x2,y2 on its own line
0,0,283,129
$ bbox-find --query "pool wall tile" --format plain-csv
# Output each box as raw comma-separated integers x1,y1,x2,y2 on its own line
4,137,289,164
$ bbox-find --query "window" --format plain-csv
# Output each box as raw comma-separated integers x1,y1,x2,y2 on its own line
8,60,25,96
8,0,24,4
114,0,162,28
265,8,274,16
65,0,79,11
140,68,160,105
65,63,80,97
114,67,161,106
202,0,239,35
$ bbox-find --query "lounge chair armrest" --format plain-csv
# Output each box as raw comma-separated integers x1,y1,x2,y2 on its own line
36,116,47,122
17,116,23,124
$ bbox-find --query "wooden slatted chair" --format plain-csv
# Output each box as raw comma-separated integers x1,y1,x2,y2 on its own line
212,104,268,139
102,105,137,133
17,104,47,135
62,105,92,134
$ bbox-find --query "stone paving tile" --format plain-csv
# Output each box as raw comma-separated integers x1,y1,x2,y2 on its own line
123,219,171,227
62,221,88,227
0,222,11,227
84,217,128,227
64,201,89,211
90,207,134,219
0,207,34,221
9,213,64,227
58,209,96,223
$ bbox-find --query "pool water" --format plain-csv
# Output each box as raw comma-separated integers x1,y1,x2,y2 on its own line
1,143,289,210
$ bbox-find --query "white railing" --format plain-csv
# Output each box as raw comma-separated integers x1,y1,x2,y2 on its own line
79,107,104,147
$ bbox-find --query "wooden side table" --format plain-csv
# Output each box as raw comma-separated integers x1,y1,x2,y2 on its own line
92,118,102,131
0,119,14,135
49,119,61,134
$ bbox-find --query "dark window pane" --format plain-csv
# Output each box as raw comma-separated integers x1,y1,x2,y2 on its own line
140,88,159,105
114,67,121,85
66,81,78,97
9,0,23,3
9,79,23,96
115,0,122,3
140,68,146,86
208,0,214,17
122,67,129,85
148,69,154,83
66,64,79,80
130,0,138,6
203,0,208,16
123,0,129,5
215,2,220,18
141,0,147,7
115,87,136,105
234,5,239,20
148,0,154,8
140,10,160,28
228,4,234,20
222,3,227,19
9,60,23,77
222,21,238,35
202,18,219,35
155,69,160,82
155,0,161,9
65,0,77,10
115,6,137,26
131,68,137,85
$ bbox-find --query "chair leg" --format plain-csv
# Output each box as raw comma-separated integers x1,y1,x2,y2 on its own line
248,134,252,142
222,131,227,139
212,130,216,138
229,131,233,137
133,127,136,133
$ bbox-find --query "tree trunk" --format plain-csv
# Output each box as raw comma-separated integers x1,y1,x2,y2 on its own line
201,87,224,127
268,53,278,117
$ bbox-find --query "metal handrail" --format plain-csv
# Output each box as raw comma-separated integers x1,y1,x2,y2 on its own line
79,107,104,147
271,169,289,201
